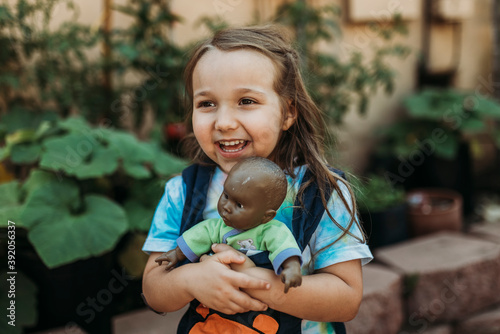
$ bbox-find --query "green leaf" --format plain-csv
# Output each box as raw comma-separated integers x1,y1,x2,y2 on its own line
21,169,59,200
470,95,500,119
434,135,459,160
104,130,155,178
0,271,37,334
40,133,119,179
123,199,155,232
460,117,486,132
0,181,23,227
10,143,41,164
20,180,128,268
153,149,187,177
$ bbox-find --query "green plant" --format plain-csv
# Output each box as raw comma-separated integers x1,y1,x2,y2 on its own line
0,0,187,137
273,1,410,123
0,115,185,268
354,174,406,212
378,88,500,160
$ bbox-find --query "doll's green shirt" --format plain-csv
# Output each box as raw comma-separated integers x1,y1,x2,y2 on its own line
176,218,302,274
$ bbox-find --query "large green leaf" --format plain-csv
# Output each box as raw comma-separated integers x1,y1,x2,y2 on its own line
471,95,500,119
0,181,23,227
10,143,42,164
123,199,155,232
0,271,37,334
103,130,155,179
40,133,119,179
153,147,187,176
20,180,128,268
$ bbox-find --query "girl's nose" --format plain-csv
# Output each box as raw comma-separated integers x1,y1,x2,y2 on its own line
214,106,238,132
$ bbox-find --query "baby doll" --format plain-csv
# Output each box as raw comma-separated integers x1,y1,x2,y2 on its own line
155,157,302,293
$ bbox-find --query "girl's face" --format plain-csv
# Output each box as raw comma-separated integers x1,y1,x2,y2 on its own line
191,48,295,173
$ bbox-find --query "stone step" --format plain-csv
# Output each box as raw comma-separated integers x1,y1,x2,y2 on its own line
112,305,187,334
375,232,500,324
345,263,404,334
401,324,452,334
469,222,500,244
454,304,500,334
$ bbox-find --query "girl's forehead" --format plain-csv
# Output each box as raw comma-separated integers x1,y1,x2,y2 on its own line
193,48,277,80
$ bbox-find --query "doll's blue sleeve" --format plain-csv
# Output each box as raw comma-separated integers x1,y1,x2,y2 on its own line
142,175,185,253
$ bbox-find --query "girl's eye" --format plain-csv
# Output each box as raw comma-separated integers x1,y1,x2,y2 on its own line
240,98,256,105
224,193,229,199
197,101,215,108
236,202,243,209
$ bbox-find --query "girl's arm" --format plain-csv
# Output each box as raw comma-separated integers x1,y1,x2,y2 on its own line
209,244,363,322
142,251,272,315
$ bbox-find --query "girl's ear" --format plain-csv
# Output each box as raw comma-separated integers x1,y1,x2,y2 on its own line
282,100,297,131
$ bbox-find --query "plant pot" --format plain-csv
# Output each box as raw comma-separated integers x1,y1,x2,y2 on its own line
407,188,463,237
360,203,409,249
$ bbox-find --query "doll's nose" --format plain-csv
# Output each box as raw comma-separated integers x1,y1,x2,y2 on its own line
223,202,232,213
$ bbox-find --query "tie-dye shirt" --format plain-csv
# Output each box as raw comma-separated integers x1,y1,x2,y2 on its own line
143,165,373,334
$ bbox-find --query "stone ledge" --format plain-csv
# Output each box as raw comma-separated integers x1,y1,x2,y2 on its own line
375,232,500,323
346,263,403,334
469,223,500,244
453,304,500,334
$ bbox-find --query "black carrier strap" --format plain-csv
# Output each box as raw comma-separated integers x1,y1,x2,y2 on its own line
177,164,347,334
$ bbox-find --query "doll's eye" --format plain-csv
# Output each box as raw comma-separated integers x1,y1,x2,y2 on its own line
224,193,229,199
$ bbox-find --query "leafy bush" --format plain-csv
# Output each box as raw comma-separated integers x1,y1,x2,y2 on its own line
353,174,406,212
378,88,500,160
0,115,185,268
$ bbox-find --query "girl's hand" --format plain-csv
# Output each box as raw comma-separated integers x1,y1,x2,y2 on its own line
191,244,269,314
201,243,256,272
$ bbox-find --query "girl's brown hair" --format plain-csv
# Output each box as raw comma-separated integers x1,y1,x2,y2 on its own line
181,25,364,245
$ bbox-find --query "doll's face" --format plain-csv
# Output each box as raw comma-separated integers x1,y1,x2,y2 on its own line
217,168,275,230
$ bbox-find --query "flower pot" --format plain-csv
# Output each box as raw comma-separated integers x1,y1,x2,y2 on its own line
360,203,409,249
407,188,463,237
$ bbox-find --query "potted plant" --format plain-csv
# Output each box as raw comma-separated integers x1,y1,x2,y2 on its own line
354,174,408,249
375,88,500,216
406,188,463,237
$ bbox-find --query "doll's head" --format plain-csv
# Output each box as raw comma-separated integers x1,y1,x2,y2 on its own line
217,157,287,230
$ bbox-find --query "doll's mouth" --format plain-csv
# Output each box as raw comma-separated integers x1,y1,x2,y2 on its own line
218,140,248,153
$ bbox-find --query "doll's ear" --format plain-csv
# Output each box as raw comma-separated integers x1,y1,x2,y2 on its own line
262,210,277,224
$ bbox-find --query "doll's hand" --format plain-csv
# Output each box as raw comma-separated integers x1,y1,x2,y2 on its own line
155,250,178,271
191,244,270,314
279,257,302,293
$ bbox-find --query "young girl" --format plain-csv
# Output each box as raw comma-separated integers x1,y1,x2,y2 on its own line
142,25,373,333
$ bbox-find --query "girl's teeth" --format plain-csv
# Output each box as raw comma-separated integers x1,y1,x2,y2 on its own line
219,140,246,152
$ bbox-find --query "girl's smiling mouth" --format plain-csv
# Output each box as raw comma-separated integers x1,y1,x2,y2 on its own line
218,140,248,153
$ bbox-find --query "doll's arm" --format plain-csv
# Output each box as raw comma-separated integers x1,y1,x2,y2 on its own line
155,246,186,271
279,256,302,293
